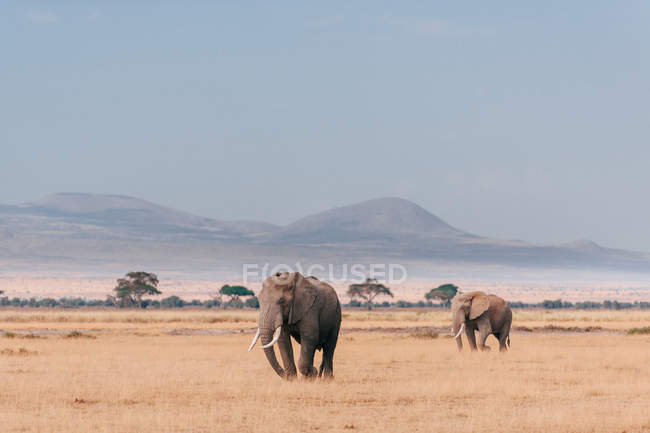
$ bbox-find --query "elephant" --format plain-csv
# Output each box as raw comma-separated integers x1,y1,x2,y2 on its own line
450,291,512,352
248,271,341,380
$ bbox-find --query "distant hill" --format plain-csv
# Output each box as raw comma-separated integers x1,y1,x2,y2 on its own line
273,197,469,244
3,193,279,240
1,193,649,273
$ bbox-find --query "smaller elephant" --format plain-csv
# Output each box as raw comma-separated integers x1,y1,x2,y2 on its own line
450,291,512,352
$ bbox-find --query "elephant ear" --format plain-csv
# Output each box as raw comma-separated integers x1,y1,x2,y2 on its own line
288,273,317,324
469,292,490,320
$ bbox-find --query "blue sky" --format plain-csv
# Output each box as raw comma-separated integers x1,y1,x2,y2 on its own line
2,2,650,250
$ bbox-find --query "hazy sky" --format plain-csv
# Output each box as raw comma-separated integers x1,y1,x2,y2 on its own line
2,2,650,251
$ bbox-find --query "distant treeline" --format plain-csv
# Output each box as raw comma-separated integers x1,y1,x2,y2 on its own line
347,299,650,310
508,299,650,310
0,296,648,310
0,295,259,309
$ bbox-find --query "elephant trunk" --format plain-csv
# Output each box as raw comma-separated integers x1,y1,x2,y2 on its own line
261,328,285,378
259,308,285,379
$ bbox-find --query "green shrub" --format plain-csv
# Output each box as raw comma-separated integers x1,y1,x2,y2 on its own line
203,299,220,308
21,333,42,339
160,296,185,308
409,328,439,339
224,298,244,309
1,347,33,356
395,300,415,308
65,331,96,339
244,296,259,309
627,327,650,335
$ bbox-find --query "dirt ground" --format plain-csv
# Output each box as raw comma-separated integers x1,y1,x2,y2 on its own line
1,309,649,433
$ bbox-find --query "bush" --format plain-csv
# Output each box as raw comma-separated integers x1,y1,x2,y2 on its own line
627,326,650,335
395,300,415,308
508,301,529,308
244,296,259,309
38,298,59,307
224,298,244,309
541,299,574,309
65,331,96,339
409,328,439,339
603,300,633,310
371,301,391,308
59,297,88,308
160,296,185,308
574,301,602,309
86,299,106,307
203,299,221,308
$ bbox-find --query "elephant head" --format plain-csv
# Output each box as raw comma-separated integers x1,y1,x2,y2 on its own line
450,291,489,339
248,272,316,377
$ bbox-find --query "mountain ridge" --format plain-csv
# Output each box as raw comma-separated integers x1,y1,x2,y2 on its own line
1,193,649,272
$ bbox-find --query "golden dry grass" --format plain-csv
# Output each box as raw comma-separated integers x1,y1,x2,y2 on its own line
1,308,649,330
1,309,649,433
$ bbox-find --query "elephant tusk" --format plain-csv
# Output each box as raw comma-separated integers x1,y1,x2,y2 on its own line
261,327,281,349
248,328,261,352
453,323,465,339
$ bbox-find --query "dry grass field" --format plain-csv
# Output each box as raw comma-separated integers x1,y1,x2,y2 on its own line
1,309,649,433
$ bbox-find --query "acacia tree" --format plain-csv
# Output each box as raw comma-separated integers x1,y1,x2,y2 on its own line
347,278,393,310
219,285,254,308
114,272,161,308
424,283,458,307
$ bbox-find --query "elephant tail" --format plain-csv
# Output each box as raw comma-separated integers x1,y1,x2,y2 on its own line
507,335,510,348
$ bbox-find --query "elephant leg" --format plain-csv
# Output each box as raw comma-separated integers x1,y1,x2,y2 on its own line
477,318,492,351
319,340,337,379
321,326,339,378
298,341,318,378
465,325,478,352
498,332,509,352
498,323,511,352
499,320,511,352
278,326,297,378
318,347,333,379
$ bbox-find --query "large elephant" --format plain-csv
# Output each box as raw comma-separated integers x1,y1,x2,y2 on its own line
450,291,512,352
248,272,341,380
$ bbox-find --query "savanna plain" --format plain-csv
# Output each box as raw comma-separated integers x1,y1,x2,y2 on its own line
1,309,649,433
